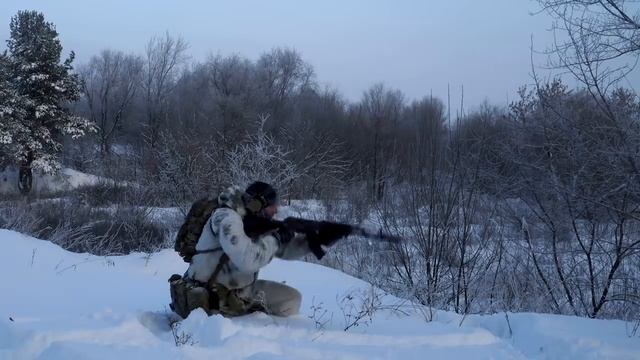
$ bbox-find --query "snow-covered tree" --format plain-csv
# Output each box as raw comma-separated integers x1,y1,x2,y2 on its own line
5,10,94,193
0,55,13,141
226,114,299,192
0,53,23,166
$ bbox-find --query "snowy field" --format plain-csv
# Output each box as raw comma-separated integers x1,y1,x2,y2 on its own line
0,167,110,195
1,229,639,360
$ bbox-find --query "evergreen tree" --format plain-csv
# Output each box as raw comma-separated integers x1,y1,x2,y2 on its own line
0,54,21,151
5,10,94,193
0,53,24,167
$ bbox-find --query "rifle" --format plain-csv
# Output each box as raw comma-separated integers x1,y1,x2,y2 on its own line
243,215,401,259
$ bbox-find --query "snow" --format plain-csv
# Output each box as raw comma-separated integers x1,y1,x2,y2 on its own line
1,229,639,359
0,134,11,144
0,167,115,195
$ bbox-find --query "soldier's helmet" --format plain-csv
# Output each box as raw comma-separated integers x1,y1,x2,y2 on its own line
244,181,278,213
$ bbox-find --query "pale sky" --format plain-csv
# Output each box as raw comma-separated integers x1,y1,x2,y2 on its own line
0,0,638,110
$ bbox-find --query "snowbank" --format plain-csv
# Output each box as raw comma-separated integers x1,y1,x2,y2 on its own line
1,229,639,359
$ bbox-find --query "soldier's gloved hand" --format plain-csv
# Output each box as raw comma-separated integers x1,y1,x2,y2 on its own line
274,226,295,246
243,214,279,238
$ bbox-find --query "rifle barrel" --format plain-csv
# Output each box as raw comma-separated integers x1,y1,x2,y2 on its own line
351,226,401,243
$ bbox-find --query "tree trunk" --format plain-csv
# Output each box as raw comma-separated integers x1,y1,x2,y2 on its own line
18,153,34,195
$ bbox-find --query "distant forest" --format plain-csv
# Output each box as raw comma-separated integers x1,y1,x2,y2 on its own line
2,2,640,322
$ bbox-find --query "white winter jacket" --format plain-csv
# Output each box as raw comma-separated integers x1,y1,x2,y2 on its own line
186,186,310,291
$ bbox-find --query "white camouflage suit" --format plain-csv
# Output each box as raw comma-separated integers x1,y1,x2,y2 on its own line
185,186,310,316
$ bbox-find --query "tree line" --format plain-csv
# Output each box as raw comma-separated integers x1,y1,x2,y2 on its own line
1,3,640,321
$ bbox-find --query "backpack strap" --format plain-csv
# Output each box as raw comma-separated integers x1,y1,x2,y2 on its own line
206,253,229,303
196,215,229,284
211,253,229,283
187,249,228,288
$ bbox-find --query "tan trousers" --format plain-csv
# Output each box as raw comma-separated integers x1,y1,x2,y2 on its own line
249,280,302,317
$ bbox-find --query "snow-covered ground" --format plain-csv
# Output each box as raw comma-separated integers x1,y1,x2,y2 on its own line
1,229,639,360
0,167,109,195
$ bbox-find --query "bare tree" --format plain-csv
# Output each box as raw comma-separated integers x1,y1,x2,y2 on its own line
226,114,300,192
538,0,639,125
80,50,143,157
539,1,639,66
281,87,353,198
357,83,404,201
143,33,189,148
531,3,640,318
207,54,257,142
255,47,315,131
151,130,217,212
284,125,351,200
503,81,640,318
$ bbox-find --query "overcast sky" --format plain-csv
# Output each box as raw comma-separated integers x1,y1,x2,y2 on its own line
0,0,637,110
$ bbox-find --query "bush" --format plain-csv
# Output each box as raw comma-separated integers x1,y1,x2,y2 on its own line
75,180,131,207
0,199,169,255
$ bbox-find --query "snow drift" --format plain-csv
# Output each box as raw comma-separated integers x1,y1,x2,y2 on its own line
1,229,639,359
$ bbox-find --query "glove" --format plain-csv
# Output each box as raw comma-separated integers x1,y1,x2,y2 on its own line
274,226,295,246
243,214,279,238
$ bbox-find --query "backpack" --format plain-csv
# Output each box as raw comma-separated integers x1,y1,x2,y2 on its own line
174,197,220,263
